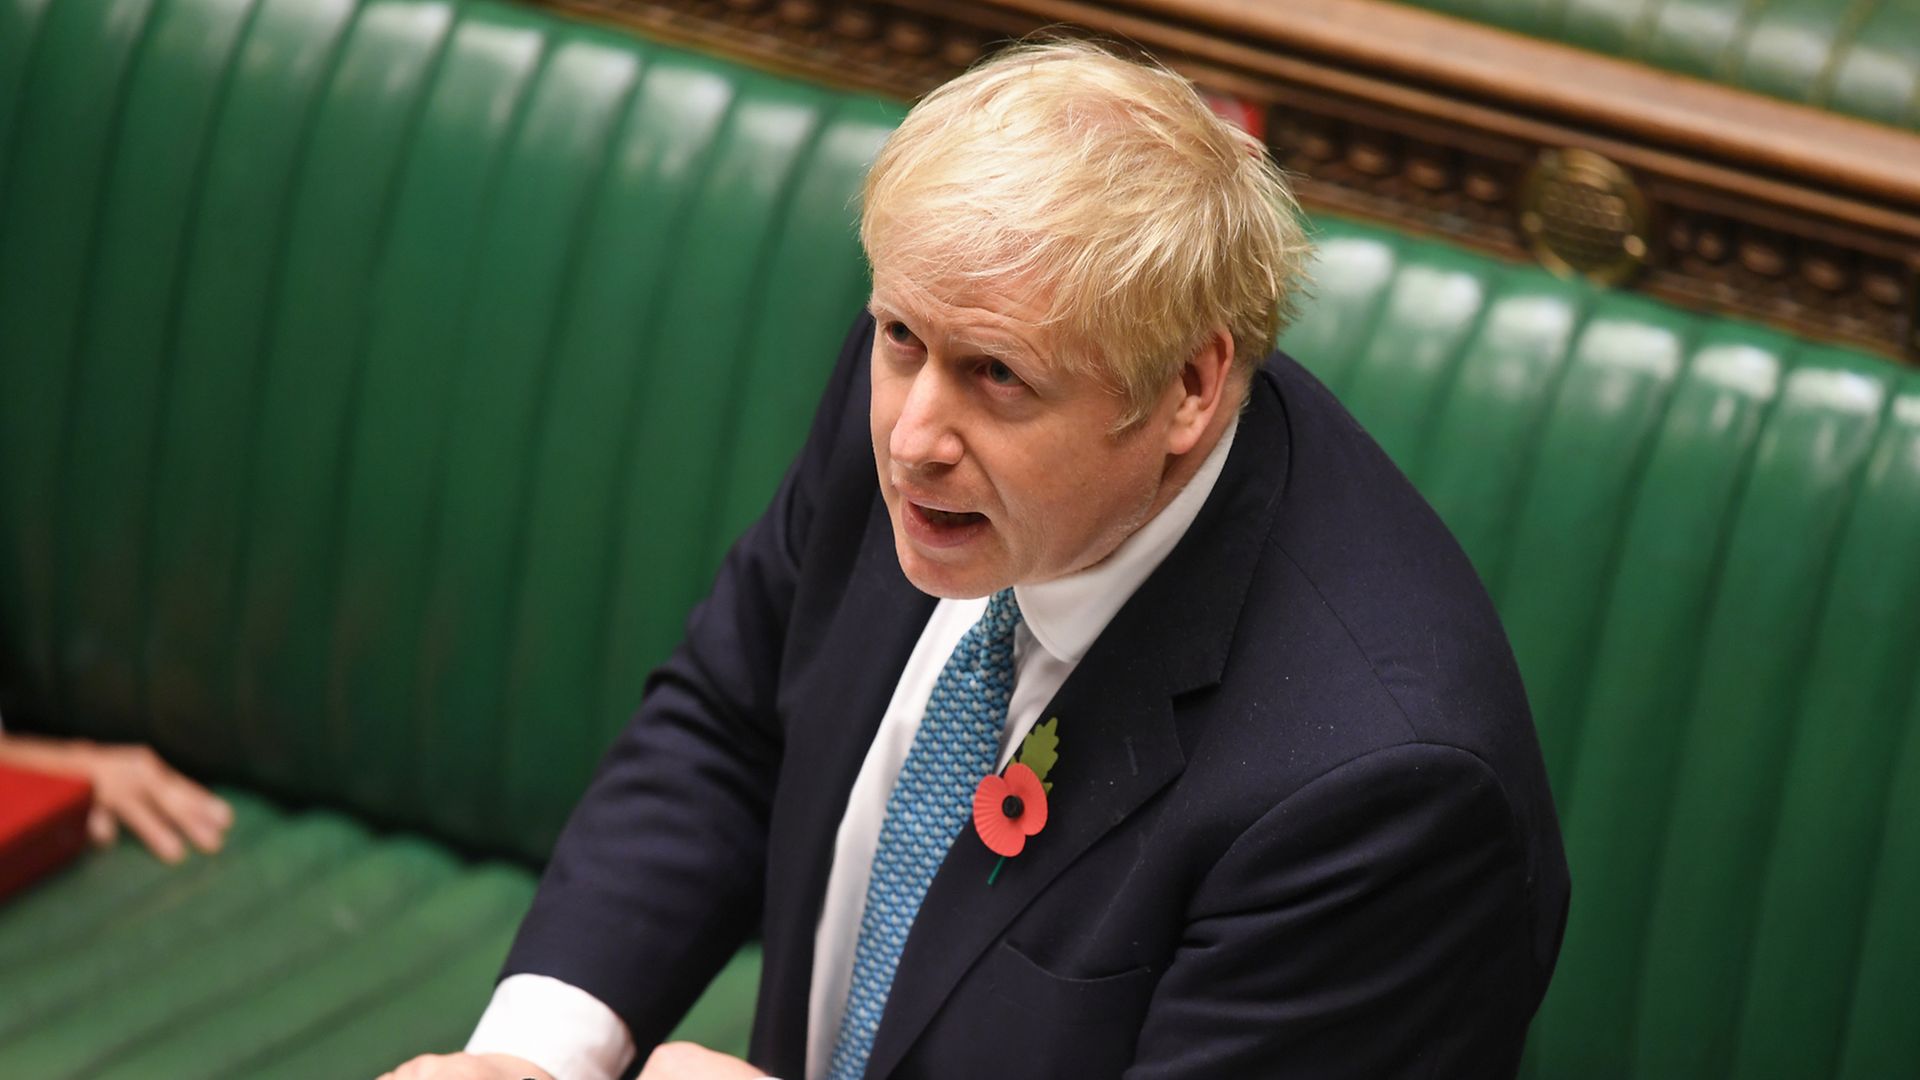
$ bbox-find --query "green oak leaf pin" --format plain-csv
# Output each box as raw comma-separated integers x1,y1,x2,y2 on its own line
1019,717,1059,791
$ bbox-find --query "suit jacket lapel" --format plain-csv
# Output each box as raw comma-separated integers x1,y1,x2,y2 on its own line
860,368,1295,1080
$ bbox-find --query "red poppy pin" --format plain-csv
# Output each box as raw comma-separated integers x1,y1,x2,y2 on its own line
974,717,1060,884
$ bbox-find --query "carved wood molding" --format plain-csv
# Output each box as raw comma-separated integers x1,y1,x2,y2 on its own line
535,0,1920,362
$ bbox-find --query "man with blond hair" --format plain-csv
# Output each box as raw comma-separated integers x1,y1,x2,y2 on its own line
387,39,1568,1080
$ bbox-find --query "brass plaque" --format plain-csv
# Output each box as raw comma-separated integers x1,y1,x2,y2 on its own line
1520,148,1651,287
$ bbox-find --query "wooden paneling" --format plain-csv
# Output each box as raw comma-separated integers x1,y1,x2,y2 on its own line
535,0,1920,361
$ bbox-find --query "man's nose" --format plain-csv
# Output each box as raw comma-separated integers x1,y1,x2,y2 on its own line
889,365,964,469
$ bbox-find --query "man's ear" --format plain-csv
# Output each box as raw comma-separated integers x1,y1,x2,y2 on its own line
1166,329,1235,456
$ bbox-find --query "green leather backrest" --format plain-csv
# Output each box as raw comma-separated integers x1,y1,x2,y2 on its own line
1405,0,1920,130
0,0,901,856
3,1,1918,1075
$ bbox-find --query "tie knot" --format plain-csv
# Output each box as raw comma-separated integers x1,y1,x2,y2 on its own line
984,587,1022,636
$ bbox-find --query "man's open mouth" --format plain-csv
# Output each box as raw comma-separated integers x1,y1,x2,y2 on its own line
918,505,985,527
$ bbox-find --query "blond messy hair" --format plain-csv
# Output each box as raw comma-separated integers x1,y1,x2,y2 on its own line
860,38,1313,427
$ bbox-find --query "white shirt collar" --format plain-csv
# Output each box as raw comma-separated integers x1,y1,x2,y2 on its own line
1012,413,1240,665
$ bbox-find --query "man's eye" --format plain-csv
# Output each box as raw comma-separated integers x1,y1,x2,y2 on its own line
883,321,915,345
985,361,1022,387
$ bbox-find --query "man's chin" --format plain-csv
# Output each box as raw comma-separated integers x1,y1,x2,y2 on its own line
893,535,1007,600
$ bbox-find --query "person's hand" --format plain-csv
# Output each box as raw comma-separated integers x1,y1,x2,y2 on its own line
378,1051,554,1080
0,734,232,863
76,741,233,862
637,1042,767,1080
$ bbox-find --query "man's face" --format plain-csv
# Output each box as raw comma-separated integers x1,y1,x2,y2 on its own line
868,268,1177,599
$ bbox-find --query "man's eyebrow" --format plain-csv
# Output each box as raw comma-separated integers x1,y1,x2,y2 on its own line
865,292,1042,366
956,332,1037,364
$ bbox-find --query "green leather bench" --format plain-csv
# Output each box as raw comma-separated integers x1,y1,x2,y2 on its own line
1404,0,1920,130
3,0,1917,1076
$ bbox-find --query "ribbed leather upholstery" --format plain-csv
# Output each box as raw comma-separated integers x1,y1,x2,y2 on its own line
0,0,900,860
1406,0,1920,130
0,792,528,1074
3,0,1918,1076
0,789,762,1074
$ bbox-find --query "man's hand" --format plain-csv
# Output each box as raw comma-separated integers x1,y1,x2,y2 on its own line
638,1042,767,1080
0,733,232,863
378,1051,554,1080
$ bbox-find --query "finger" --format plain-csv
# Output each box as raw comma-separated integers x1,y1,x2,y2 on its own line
641,1042,696,1079
109,746,231,854
88,804,118,847
152,773,232,854
149,757,229,818
387,1052,439,1079
112,791,187,863
165,766,234,840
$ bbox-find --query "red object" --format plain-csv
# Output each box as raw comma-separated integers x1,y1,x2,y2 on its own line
972,762,1049,858
0,760,94,903
1200,91,1267,143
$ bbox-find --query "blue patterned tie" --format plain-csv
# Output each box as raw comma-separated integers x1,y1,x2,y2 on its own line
826,588,1022,1080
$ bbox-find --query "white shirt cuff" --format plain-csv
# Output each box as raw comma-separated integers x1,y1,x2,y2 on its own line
467,973,636,1080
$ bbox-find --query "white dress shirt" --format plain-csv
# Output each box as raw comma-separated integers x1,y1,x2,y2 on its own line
469,418,1238,1080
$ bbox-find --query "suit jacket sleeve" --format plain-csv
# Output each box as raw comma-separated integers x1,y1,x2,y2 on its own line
497,316,872,1054
1125,741,1541,1078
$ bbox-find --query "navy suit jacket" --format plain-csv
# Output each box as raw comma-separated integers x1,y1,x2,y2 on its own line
502,314,1571,1078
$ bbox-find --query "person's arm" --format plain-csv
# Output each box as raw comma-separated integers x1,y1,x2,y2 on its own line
484,316,875,1073
465,974,636,1079
379,974,630,1080
0,732,232,863
1125,742,1555,1078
